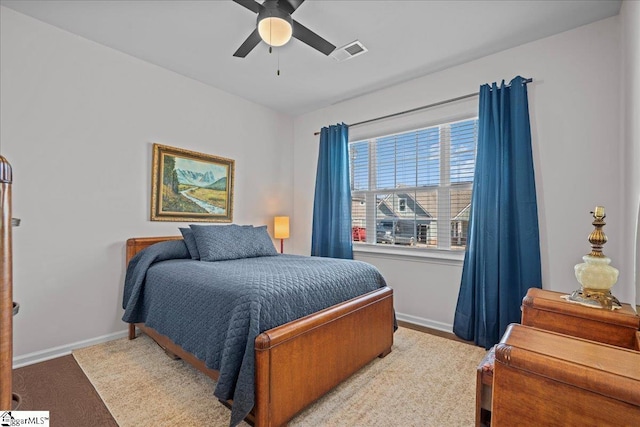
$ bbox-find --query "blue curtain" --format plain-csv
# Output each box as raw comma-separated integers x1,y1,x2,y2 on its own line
453,76,542,349
311,123,353,259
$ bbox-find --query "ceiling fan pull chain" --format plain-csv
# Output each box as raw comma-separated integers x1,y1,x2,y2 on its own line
277,48,281,76
269,18,273,54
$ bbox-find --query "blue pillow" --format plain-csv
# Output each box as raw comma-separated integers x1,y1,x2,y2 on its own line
190,224,278,261
179,227,200,260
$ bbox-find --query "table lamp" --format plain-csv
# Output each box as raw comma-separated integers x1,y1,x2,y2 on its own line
568,206,621,309
274,216,289,254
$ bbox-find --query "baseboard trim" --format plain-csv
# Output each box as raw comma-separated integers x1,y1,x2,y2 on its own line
395,312,453,334
13,329,129,368
12,314,456,367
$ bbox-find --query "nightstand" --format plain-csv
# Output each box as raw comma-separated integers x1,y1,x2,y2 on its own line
521,288,640,350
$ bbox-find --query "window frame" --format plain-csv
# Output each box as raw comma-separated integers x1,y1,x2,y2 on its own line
350,116,478,256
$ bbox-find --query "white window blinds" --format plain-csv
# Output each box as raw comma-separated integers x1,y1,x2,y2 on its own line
350,117,478,250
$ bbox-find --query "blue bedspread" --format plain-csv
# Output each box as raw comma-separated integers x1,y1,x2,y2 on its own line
122,240,389,426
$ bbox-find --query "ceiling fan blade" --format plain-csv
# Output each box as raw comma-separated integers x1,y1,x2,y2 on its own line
292,20,336,56
232,0,262,14
233,29,262,58
278,0,305,15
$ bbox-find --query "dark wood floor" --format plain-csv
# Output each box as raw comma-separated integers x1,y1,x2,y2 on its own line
397,320,476,345
11,355,117,426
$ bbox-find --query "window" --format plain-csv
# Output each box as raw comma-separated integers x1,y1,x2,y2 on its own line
350,118,478,250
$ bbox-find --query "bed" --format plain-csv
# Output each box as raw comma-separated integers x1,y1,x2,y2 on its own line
123,235,394,427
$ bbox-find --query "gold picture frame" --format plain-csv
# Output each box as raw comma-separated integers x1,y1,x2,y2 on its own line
151,143,234,222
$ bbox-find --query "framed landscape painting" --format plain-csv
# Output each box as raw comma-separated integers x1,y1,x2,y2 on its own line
151,143,234,222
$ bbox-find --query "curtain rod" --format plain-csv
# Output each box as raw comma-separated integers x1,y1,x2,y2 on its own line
313,77,533,135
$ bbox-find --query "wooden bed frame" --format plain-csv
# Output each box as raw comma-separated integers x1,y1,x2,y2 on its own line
126,236,394,427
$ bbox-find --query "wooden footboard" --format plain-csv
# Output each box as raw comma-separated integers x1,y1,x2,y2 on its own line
254,286,393,427
131,286,393,426
125,236,394,427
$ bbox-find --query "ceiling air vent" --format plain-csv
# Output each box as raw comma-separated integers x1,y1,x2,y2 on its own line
330,40,368,62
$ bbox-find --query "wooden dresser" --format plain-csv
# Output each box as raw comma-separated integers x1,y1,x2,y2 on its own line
492,324,640,426
476,288,640,426
521,288,640,350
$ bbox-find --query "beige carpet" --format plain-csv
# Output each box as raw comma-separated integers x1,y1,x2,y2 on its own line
73,327,486,427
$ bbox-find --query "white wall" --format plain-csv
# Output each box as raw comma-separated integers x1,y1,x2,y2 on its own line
0,6,294,359
621,0,640,307
293,16,628,331
1,4,634,362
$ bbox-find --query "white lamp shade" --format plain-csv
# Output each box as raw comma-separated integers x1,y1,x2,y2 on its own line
258,16,292,47
274,216,290,239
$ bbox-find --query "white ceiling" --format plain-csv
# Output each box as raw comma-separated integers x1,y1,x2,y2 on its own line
0,0,621,116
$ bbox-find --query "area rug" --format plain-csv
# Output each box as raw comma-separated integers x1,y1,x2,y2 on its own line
73,327,486,426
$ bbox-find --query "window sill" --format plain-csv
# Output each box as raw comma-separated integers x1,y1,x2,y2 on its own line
353,243,465,265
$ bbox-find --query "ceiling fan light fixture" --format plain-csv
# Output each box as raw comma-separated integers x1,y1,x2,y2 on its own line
257,6,293,47
232,0,335,58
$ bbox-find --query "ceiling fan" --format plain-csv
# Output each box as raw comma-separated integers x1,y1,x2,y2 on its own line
232,0,336,58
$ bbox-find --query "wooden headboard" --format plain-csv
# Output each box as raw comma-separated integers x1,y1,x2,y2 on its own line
126,236,182,264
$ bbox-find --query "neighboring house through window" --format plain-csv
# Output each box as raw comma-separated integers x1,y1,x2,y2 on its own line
350,117,478,250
